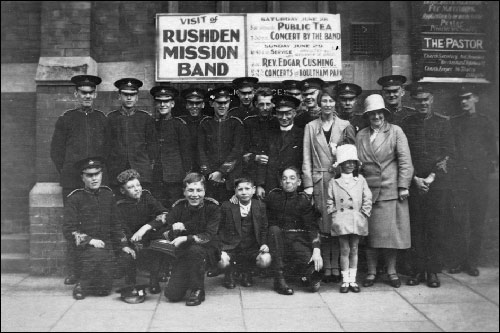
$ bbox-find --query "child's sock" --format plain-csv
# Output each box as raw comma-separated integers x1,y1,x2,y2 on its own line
349,268,358,284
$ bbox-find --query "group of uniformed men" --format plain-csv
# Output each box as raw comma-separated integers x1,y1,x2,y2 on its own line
51,73,497,305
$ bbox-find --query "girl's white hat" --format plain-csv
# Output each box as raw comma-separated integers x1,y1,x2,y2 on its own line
333,144,361,167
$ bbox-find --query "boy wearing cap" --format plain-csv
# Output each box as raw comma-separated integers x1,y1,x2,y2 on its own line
295,78,324,128
198,86,245,202
229,77,259,120
402,85,456,288
218,177,270,289
150,86,192,208
447,86,498,277
242,87,279,182
178,88,211,172
255,95,303,199
115,169,168,294
51,74,108,285
377,75,416,126
105,78,157,194
63,157,124,300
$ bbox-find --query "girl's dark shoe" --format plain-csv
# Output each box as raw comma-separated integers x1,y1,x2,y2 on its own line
349,282,361,293
340,282,349,293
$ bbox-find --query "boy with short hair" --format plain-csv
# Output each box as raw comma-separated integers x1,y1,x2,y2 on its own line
115,169,168,294
218,178,270,289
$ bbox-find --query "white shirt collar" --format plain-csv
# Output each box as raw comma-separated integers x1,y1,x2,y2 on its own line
239,200,252,217
280,124,294,132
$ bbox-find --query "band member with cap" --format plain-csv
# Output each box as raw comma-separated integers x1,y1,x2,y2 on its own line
255,94,303,199
106,78,157,194
295,78,325,128
198,86,244,203
402,84,456,288
50,74,107,286
447,85,498,277
63,157,123,300
266,166,323,295
303,85,353,284
356,94,413,289
218,177,270,289
336,83,368,136
242,87,279,182
282,80,306,116
132,172,221,306
377,75,415,126
178,88,210,172
114,169,168,294
150,85,192,208
229,77,259,120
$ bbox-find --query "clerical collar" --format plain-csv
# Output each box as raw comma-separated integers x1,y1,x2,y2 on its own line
280,124,294,132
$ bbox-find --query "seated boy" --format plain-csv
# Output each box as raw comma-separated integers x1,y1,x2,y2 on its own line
115,169,168,294
218,177,270,289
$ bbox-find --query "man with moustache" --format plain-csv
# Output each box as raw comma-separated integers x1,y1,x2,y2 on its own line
150,85,192,208
179,88,210,172
198,86,244,203
294,78,324,128
402,85,455,288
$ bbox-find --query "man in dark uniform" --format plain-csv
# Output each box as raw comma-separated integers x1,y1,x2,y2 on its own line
229,77,259,120
294,78,324,128
150,85,192,208
50,74,107,285
336,83,368,135
448,86,498,277
242,87,278,181
133,173,221,306
282,80,306,116
377,75,415,126
198,86,245,203
63,157,123,300
114,169,168,294
256,95,303,199
402,85,456,288
265,167,323,295
105,78,157,194
178,88,210,172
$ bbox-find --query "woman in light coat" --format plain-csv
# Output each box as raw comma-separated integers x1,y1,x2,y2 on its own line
355,94,413,288
303,86,354,282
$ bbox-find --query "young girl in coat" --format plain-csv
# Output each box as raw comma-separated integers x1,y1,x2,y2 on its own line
326,144,372,293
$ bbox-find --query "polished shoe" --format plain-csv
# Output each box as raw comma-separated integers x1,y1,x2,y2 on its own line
223,270,236,289
340,282,349,293
426,273,441,288
64,274,78,285
465,266,480,277
406,272,426,286
240,273,253,287
388,274,401,288
309,278,321,292
448,264,462,274
349,282,361,293
73,283,85,300
274,277,294,295
207,267,221,278
186,289,205,306
362,274,376,287
149,282,161,294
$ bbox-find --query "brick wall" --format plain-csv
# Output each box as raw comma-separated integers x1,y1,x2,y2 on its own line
1,1,41,63
1,93,37,233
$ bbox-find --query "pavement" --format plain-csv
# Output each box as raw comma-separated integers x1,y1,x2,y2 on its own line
1,267,499,332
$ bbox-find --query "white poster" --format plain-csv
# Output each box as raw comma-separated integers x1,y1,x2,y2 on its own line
156,14,246,81
247,13,342,82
